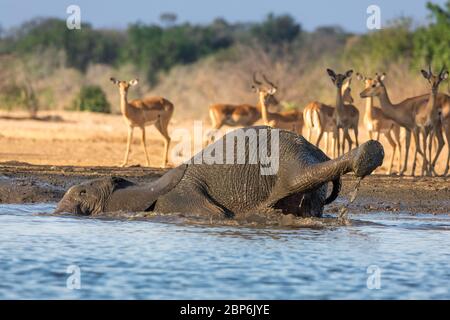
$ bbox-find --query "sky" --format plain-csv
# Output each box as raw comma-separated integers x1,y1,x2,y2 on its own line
0,0,447,33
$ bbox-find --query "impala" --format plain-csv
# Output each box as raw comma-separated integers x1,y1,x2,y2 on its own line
356,72,402,175
359,68,448,176
303,78,356,156
110,77,173,168
252,72,303,135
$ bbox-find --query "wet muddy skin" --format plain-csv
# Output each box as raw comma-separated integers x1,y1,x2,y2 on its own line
1,161,449,218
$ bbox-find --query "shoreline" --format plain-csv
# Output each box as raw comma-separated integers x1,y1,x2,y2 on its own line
1,161,449,215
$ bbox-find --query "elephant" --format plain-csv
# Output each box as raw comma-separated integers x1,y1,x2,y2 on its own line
55,126,384,218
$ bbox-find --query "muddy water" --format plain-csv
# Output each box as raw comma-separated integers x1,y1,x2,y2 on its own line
1,203,450,299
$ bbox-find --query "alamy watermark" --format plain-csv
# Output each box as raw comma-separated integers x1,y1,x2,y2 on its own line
366,265,382,290
66,5,81,30
171,122,280,175
366,5,381,30
66,264,81,290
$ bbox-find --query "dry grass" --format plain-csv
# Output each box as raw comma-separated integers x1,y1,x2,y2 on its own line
0,110,448,175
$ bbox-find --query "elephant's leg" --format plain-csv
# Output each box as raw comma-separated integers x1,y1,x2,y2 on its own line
155,186,232,218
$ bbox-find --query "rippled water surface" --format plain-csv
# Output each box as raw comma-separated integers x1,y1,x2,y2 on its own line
1,203,450,299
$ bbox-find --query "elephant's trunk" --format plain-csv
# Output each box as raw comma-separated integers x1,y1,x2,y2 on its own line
290,140,384,197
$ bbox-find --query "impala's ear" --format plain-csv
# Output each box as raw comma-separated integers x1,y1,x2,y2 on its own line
440,71,449,81
129,79,139,86
110,77,119,85
326,68,336,81
356,73,365,81
421,69,430,80
378,73,386,82
345,69,353,78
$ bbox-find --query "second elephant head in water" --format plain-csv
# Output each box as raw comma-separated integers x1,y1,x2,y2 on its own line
55,125,384,218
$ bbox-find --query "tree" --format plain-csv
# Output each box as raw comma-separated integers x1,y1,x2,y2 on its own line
251,13,301,46
413,1,450,68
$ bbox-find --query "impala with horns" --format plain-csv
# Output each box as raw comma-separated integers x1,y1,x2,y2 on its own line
110,77,174,168
207,77,280,144
252,72,303,135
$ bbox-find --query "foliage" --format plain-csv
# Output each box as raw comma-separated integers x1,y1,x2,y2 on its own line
251,13,301,46
72,85,110,113
413,1,450,68
343,18,414,70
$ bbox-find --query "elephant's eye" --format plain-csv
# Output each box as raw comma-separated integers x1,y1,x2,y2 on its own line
79,190,87,196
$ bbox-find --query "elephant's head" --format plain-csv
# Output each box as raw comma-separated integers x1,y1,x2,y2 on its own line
54,177,131,215
54,164,187,215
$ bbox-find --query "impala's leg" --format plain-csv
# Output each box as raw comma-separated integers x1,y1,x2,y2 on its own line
331,131,336,158
308,127,312,142
121,126,134,167
431,123,445,175
421,130,429,176
384,130,396,175
140,127,150,166
335,127,341,157
353,126,359,147
400,129,411,176
443,124,450,176
316,128,324,148
343,128,352,153
326,132,330,155
155,116,171,168
376,131,380,141
412,129,427,176
392,126,402,174
369,131,373,141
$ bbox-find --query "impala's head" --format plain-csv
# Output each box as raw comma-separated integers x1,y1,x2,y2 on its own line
421,65,448,93
327,69,353,89
342,78,354,104
251,71,279,105
356,72,376,89
359,73,386,98
110,77,139,94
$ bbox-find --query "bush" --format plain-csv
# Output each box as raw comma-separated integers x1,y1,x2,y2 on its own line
72,85,110,113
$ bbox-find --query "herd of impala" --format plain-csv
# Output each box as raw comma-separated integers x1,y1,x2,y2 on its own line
109,65,450,177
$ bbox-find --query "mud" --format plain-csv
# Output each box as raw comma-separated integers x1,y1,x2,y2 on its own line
1,161,449,217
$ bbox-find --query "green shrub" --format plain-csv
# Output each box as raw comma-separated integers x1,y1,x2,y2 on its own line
72,85,110,113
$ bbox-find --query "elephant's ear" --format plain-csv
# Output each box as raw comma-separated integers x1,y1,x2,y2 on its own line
110,177,134,190
105,164,188,213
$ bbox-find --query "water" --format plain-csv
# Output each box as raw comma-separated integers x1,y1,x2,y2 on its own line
1,203,450,299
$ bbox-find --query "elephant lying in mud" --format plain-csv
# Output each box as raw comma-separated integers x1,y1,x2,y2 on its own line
55,126,384,218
